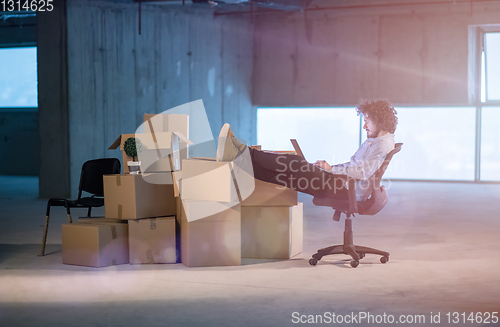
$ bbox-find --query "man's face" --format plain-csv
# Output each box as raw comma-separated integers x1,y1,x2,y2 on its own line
363,115,381,138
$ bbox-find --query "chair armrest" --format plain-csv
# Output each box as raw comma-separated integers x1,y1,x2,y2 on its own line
346,176,358,215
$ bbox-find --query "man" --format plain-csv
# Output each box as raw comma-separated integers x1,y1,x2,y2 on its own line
216,100,398,202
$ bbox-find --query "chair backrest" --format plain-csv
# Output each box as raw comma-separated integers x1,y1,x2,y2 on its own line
313,143,403,216
358,142,402,215
78,158,121,198
369,142,403,191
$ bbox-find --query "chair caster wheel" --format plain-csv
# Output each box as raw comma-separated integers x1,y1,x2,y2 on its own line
309,258,318,266
359,253,365,259
350,260,359,268
312,253,322,260
380,256,389,264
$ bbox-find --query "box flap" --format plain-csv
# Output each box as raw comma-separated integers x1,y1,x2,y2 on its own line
109,135,123,150
109,133,136,150
137,132,173,150
172,131,193,145
109,133,175,151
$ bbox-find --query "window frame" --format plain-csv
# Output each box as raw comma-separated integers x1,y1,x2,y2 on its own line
467,25,500,181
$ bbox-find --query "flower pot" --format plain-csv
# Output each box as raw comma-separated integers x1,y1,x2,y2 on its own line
128,161,141,175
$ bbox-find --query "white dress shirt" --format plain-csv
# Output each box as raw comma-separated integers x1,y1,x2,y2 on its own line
331,134,395,201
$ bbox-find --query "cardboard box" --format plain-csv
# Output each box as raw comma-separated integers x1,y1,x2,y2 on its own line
172,170,182,197
181,154,255,203
62,223,129,268
181,158,238,202
143,113,189,139
241,202,303,259
109,131,191,174
104,174,176,219
144,113,189,165
78,218,127,224
241,179,298,207
178,198,241,267
128,216,178,264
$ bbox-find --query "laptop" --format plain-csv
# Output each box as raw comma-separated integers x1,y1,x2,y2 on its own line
290,139,306,160
290,139,331,173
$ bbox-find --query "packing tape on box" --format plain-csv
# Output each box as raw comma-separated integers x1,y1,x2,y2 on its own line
147,119,164,160
146,249,155,264
115,175,121,186
117,205,122,219
150,219,156,230
229,162,243,203
111,225,117,239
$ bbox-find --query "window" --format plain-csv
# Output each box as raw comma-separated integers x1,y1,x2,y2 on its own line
383,107,476,181
257,108,360,164
476,27,500,181
258,107,476,181
0,47,37,107
480,107,500,181
483,33,500,102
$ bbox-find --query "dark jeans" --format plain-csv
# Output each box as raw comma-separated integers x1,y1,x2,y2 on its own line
248,147,348,199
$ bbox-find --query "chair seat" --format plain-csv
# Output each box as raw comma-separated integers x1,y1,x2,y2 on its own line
48,197,104,208
313,186,388,216
313,197,374,214
72,197,104,207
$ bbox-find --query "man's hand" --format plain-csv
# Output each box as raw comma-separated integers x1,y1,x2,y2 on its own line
314,160,332,171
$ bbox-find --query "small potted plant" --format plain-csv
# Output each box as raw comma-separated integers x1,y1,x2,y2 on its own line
124,137,143,174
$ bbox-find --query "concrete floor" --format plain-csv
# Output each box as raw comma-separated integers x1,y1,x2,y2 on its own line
1,176,500,327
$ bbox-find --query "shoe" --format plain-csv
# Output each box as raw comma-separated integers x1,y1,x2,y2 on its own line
216,123,247,162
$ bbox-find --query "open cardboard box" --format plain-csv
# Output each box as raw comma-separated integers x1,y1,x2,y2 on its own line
181,151,255,203
143,113,189,163
143,113,188,140
109,131,191,174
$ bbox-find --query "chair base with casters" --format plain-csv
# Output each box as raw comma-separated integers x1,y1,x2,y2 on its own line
39,158,120,257
309,215,389,268
308,143,402,268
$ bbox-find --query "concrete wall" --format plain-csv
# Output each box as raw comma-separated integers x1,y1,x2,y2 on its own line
0,15,36,48
253,1,500,106
64,0,254,198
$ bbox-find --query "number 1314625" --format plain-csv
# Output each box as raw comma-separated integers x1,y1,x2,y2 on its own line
1,0,54,12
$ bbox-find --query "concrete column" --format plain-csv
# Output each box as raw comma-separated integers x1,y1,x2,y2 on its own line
37,0,70,198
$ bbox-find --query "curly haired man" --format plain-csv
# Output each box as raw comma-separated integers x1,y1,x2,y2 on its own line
217,100,398,201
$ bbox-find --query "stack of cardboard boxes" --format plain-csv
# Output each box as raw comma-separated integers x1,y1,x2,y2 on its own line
177,155,250,267
61,113,303,268
62,113,188,267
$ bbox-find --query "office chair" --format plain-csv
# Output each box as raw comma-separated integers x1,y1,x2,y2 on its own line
309,143,402,268
39,158,121,256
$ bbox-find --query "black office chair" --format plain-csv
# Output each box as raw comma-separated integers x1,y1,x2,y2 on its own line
309,143,402,268
39,158,121,256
